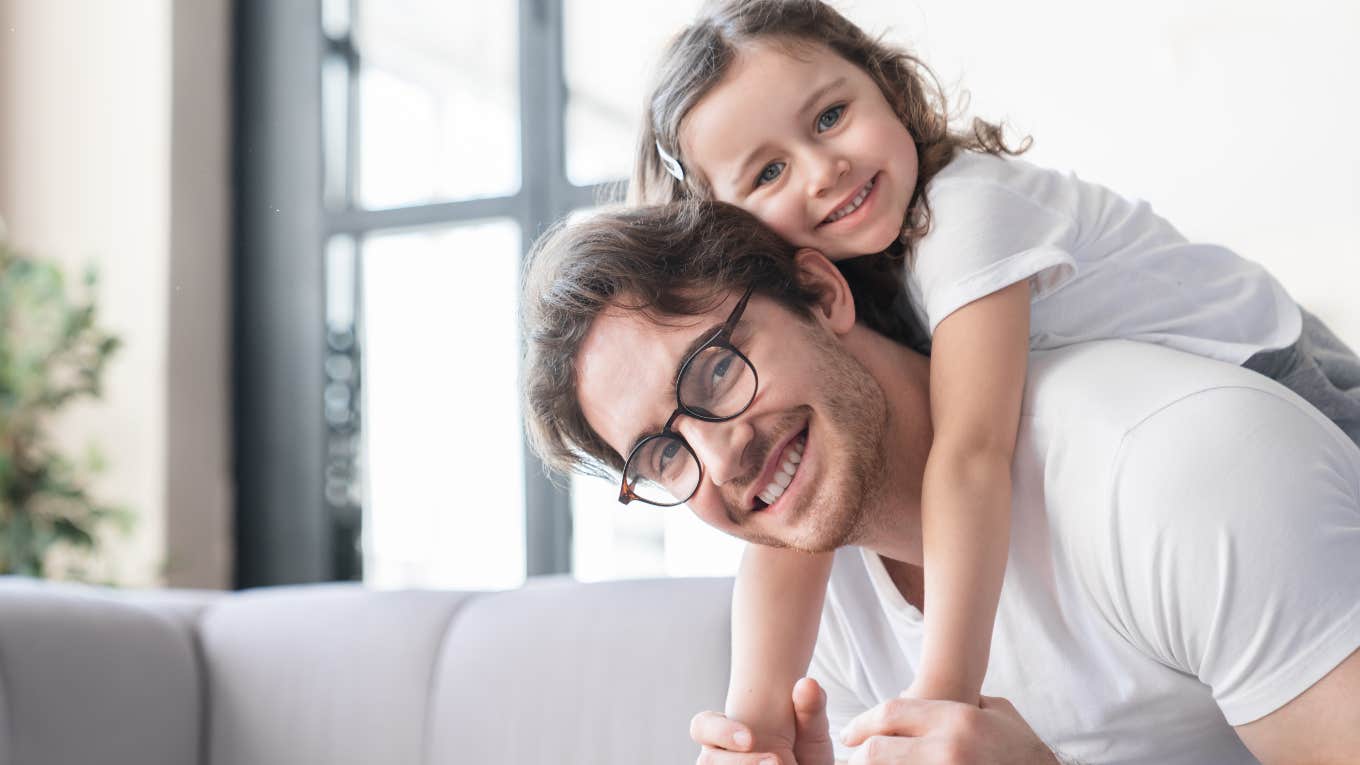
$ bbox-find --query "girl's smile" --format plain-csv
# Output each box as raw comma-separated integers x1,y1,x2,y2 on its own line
817,172,880,229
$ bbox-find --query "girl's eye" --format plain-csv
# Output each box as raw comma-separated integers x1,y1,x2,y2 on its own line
755,161,785,187
816,104,845,133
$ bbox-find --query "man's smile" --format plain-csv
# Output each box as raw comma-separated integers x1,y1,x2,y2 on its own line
751,429,808,511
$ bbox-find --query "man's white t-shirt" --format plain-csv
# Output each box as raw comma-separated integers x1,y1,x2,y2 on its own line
906,152,1302,364
811,341,1360,764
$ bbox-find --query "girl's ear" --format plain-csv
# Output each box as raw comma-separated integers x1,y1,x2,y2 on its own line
793,248,857,335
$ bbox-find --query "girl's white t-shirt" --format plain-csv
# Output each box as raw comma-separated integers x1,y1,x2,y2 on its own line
905,152,1301,362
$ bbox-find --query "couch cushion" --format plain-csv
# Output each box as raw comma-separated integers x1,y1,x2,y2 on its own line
426,577,731,765
199,584,477,765
0,577,201,765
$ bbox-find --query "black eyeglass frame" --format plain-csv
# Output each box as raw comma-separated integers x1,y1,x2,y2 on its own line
617,285,760,507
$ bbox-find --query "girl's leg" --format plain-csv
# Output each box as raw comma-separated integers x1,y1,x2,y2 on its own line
1286,309,1360,447
1300,309,1360,394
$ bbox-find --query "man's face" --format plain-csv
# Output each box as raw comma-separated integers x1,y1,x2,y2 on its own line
575,289,890,552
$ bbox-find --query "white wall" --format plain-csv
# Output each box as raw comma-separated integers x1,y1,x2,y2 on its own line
843,0,1360,342
0,0,231,587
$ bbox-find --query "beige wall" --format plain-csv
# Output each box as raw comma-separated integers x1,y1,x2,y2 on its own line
0,0,232,587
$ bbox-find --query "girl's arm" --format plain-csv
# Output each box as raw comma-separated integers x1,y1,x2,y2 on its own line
725,542,834,763
911,279,1031,703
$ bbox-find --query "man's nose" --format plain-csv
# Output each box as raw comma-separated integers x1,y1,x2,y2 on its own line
804,149,849,199
679,416,752,487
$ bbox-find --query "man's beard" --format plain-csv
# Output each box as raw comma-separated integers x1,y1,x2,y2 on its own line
744,322,891,554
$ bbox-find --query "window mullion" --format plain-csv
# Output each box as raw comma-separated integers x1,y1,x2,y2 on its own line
519,0,573,577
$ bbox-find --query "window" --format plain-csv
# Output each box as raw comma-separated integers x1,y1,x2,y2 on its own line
237,0,737,588
319,0,564,589
361,222,525,589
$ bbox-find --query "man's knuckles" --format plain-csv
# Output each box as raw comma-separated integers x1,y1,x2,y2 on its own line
856,734,897,763
876,697,916,729
870,696,940,733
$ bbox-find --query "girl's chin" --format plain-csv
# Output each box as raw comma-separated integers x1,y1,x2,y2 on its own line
817,218,904,256
839,227,902,256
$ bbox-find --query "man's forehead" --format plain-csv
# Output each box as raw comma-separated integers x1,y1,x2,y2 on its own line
577,302,714,391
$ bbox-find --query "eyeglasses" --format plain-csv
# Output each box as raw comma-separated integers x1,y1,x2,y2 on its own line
618,285,760,507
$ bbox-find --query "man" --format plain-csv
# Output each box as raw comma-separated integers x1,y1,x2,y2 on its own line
521,202,1360,764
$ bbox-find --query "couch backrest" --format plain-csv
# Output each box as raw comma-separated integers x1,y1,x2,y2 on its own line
0,576,732,765
0,578,210,765
427,577,731,764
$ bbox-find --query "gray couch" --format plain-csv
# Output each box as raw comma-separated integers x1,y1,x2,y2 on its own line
0,575,733,765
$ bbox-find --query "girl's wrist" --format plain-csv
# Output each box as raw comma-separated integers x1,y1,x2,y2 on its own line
903,674,978,704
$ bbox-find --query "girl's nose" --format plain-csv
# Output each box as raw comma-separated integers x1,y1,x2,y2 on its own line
806,152,850,198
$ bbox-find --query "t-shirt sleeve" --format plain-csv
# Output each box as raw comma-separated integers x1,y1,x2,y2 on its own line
1105,385,1360,725
911,175,1078,333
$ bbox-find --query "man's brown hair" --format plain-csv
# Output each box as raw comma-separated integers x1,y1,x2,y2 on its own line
521,201,927,479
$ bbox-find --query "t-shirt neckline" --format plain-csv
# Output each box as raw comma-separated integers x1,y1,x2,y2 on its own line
859,547,925,625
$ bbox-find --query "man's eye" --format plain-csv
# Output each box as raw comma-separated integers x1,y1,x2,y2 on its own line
816,104,845,133
656,439,682,475
755,161,785,187
710,355,734,389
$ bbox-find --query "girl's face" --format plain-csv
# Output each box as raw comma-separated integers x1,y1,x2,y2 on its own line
680,41,918,261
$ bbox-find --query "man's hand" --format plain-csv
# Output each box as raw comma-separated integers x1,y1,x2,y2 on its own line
840,695,1058,764
691,677,836,765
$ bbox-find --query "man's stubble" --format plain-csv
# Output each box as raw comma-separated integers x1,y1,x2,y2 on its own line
748,322,892,554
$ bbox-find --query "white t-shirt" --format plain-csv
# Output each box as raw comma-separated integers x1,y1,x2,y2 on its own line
812,340,1360,764
905,152,1302,364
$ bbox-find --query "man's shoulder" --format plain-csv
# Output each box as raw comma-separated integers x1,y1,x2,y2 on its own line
1023,340,1317,438
1029,342,1360,609
1018,339,1358,522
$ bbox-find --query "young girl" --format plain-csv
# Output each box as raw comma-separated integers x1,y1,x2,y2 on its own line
629,0,1360,759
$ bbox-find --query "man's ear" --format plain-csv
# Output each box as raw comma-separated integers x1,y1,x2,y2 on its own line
793,248,856,335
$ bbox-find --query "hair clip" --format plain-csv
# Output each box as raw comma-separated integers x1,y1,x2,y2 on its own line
656,141,685,182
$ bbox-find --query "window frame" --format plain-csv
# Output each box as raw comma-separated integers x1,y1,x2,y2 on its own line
234,0,606,586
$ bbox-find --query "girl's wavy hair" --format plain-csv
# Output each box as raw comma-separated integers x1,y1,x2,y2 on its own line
521,200,928,479
629,0,1029,262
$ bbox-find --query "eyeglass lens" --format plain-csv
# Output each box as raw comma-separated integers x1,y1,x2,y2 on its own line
625,346,756,505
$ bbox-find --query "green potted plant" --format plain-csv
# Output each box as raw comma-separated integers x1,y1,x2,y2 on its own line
0,229,132,580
